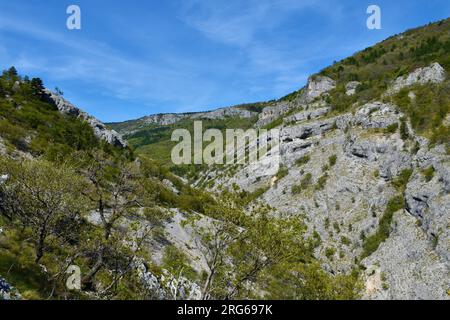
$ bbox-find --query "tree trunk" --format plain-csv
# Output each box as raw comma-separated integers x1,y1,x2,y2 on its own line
35,224,47,263
201,268,215,300
82,247,104,288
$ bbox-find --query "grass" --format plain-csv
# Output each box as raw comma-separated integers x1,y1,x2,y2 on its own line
422,166,435,182
328,155,337,167
292,173,312,195
361,195,405,258
295,155,311,167
276,166,289,180
315,174,328,191
0,226,52,299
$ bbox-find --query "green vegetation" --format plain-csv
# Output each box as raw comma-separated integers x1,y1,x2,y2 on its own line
276,166,289,180
263,117,283,130
320,19,450,115
392,168,413,193
325,247,336,260
341,236,351,246
315,174,328,191
362,195,405,258
328,155,337,167
292,173,312,194
422,166,435,182
0,68,131,162
295,155,311,167
162,245,197,281
385,123,399,134
392,83,449,143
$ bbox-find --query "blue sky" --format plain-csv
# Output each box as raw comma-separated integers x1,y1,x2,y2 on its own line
0,0,448,122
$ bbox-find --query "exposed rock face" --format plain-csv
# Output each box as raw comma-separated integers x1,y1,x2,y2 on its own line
405,145,450,264
199,90,450,299
133,258,202,300
362,210,449,300
255,102,291,128
43,90,128,148
141,106,258,126
284,106,330,124
303,75,335,102
352,102,400,130
345,81,361,96
388,62,446,94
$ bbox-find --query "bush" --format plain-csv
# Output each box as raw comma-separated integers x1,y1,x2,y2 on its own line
296,155,310,167
362,195,404,258
292,173,313,195
325,247,336,260
341,236,351,246
276,167,289,180
328,155,337,167
422,166,435,182
393,168,413,192
315,174,328,191
385,123,398,134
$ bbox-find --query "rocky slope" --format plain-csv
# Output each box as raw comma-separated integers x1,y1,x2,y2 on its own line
110,105,259,136
110,18,450,299
1,18,449,301
43,89,127,148
197,62,449,300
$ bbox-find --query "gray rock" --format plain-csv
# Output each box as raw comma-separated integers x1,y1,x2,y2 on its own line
388,62,446,94
284,107,330,124
345,81,361,96
141,106,258,126
256,102,291,128
353,102,401,129
303,75,336,102
362,210,449,300
43,89,128,148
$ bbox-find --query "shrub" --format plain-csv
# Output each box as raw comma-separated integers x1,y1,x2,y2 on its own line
341,236,351,246
393,168,413,192
362,195,404,258
292,173,312,194
325,247,336,260
296,155,310,167
422,166,435,182
276,167,289,180
315,174,328,190
385,123,398,134
328,155,337,167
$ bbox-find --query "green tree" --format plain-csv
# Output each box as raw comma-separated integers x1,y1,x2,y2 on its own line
0,158,87,263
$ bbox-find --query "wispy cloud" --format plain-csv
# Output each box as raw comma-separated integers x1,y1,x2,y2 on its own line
0,13,219,115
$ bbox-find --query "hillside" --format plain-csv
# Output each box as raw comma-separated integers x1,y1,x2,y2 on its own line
0,18,448,301
108,18,450,299
0,67,354,299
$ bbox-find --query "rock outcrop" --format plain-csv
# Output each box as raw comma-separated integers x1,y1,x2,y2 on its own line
199,91,450,299
345,81,361,96
256,102,292,128
140,106,258,126
303,75,336,102
43,90,128,148
388,62,446,94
